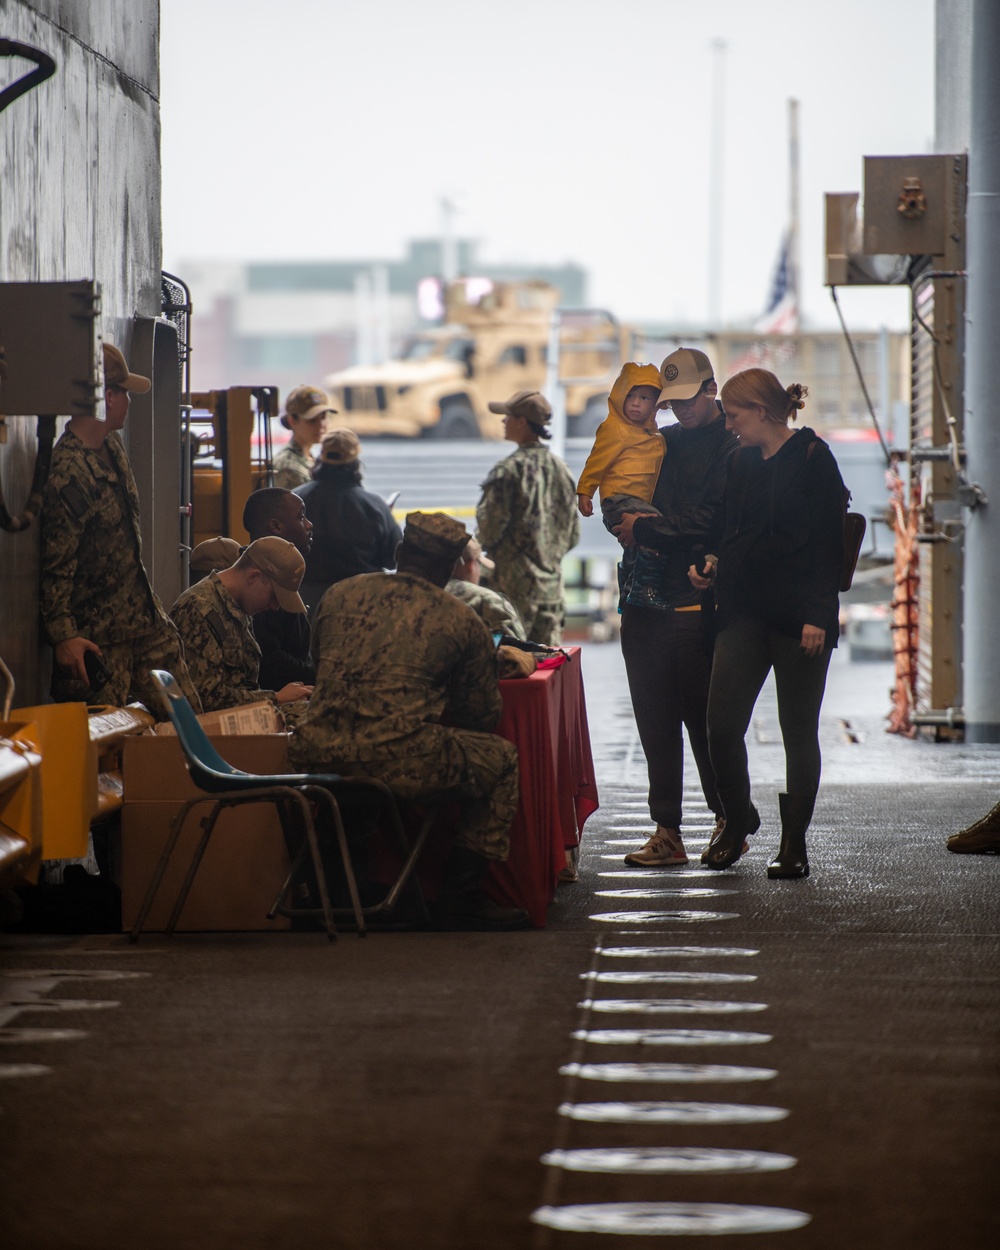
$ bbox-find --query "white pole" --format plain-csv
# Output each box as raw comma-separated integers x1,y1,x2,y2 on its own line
788,97,801,328
353,270,372,365
707,38,727,327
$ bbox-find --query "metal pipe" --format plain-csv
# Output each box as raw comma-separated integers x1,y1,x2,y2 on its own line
962,0,1000,741
910,708,965,727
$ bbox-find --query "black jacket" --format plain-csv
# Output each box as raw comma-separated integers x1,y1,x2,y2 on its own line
294,468,402,605
630,413,737,608
252,608,314,689
714,427,844,644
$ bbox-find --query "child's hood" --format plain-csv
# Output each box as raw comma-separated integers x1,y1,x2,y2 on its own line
608,362,665,432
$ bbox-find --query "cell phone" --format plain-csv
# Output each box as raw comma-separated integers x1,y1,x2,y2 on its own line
83,649,111,693
492,632,504,650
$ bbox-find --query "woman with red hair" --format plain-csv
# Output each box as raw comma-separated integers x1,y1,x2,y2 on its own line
692,368,846,879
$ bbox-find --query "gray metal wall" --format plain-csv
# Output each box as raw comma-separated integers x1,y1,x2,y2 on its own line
0,0,161,705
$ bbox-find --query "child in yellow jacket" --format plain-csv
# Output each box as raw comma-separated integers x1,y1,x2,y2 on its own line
576,361,665,530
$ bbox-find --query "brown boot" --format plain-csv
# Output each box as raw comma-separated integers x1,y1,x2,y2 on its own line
947,801,1000,853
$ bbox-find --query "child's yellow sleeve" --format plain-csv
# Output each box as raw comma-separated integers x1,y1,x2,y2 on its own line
576,421,622,499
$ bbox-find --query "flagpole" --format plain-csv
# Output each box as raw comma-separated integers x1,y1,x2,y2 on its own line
788,97,801,329
708,38,727,327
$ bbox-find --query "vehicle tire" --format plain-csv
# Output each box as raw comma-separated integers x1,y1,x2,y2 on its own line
432,402,481,439
569,394,608,438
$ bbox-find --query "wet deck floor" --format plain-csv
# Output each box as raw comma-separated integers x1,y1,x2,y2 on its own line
2,642,998,1249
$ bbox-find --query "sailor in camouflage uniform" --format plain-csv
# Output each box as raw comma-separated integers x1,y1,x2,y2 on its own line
445,536,526,640
169,537,313,719
476,390,580,646
272,385,337,490
290,511,527,929
40,343,201,712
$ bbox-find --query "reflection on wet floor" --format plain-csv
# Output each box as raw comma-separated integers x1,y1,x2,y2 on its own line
581,970,757,984
594,887,734,898
559,1062,778,1082
542,1145,797,1174
589,910,739,924
579,997,768,1014
571,1028,772,1046
557,1100,790,1125
600,945,759,959
0,1028,89,1043
531,1201,811,1235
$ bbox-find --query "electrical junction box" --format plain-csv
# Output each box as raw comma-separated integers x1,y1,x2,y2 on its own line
863,154,966,258
0,280,103,418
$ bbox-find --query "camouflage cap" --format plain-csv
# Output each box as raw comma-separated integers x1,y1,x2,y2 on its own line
243,536,307,614
461,535,495,571
102,343,150,394
189,536,242,574
319,428,361,465
402,512,469,562
659,348,714,402
487,389,552,424
281,384,338,429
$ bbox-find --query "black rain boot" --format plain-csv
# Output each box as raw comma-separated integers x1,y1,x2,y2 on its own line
767,792,815,879
705,785,761,870
436,847,530,931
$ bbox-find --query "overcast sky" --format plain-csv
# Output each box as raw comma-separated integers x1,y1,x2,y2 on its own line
160,0,936,331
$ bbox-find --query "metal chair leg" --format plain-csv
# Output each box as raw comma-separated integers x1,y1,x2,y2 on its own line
290,791,337,942
130,793,208,943
165,801,226,937
307,785,366,937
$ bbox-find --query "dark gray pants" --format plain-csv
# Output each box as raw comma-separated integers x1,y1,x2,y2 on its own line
621,605,720,829
707,618,833,798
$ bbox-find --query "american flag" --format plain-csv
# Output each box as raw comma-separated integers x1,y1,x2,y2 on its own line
755,230,799,335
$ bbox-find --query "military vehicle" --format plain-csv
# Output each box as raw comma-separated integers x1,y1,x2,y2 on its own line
323,279,626,439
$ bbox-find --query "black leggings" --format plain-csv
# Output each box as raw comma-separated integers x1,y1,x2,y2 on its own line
707,619,832,798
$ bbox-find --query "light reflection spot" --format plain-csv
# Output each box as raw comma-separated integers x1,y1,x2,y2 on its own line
572,1028,772,1046
530,1202,811,1235
559,1061,777,1082
579,998,768,1015
542,1146,796,1174
557,1100,790,1125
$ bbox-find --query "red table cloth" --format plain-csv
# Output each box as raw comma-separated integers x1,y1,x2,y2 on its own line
486,646,600,926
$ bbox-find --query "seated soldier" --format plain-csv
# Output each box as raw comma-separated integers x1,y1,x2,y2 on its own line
169,537,313,716
446,537,526,640
243,488,316,689
289,512,527,931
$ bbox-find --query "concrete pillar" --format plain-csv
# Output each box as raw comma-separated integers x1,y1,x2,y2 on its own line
962,0,1000,740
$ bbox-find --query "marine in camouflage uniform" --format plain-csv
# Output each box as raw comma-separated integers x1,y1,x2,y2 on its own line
40,353,201,713
476,390,580,645
272,384,337,489
290,569,519,863
272,441,313,490
444,578,526,640
169,573,273,712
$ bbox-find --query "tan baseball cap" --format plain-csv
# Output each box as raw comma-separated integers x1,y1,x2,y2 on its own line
462,536,495,571
102,343,150,394
402,512,469,562
659,348,715,402
189,536,242,574
281,384,338,429
487,389,552,424
243,536,307,614
319,428,361,465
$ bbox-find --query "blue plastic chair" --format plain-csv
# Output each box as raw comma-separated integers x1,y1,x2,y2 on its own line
130,670,368,942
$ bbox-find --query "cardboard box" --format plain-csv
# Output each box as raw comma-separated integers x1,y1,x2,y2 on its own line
154,700,282,737
121,734,292,932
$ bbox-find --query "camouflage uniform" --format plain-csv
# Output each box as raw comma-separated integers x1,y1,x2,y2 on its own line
272,442,313,490
289,571,519,861
476,444,580,645
169,572,280,713
445,579,526,640
40,428,201,712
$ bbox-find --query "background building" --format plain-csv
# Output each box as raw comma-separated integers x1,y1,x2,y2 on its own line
181,240,587,396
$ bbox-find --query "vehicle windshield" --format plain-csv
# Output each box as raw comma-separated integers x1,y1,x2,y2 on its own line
401,336,441,361
400,335,474,363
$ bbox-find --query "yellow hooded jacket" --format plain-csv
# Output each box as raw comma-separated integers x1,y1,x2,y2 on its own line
576,362,665,504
